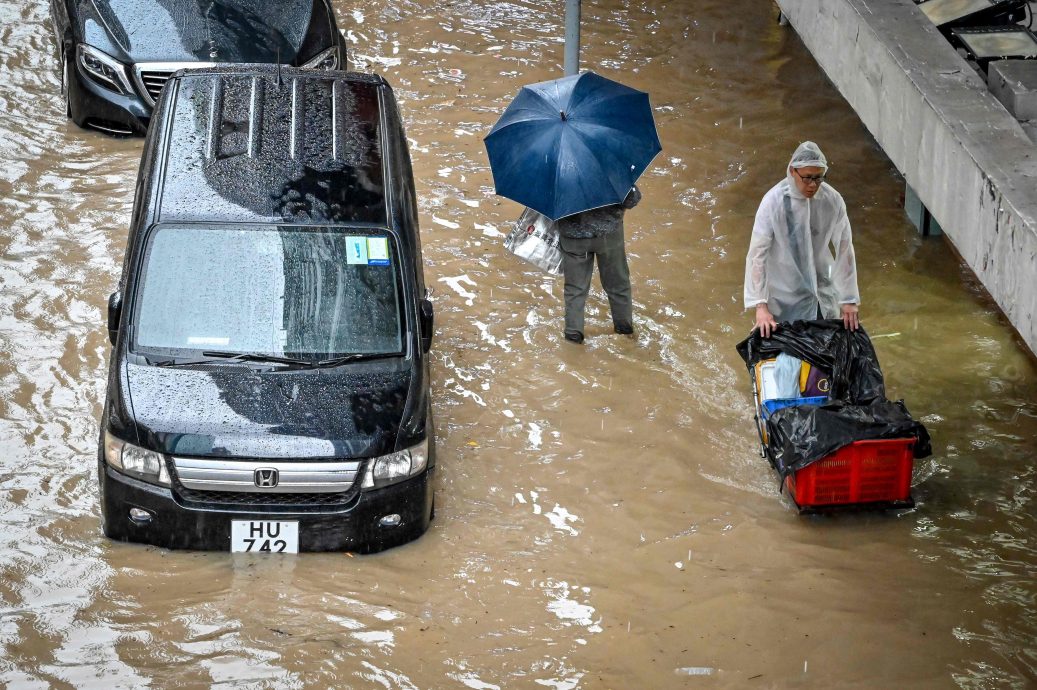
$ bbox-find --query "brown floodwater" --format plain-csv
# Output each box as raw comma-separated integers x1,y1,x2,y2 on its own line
1,0,1035,687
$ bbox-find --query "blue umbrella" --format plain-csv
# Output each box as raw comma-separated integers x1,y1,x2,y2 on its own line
484,71,661,221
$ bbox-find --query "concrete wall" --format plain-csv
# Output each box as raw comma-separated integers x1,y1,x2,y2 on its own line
775,0,1037,356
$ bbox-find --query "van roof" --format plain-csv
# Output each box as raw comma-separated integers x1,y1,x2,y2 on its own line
148,66,393,226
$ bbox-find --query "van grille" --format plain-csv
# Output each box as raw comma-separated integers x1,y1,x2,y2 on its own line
173,485,360,508
172,457,362,493
169,456,364,508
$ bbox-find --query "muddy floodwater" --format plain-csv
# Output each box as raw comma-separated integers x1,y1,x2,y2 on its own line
1,0,1036,687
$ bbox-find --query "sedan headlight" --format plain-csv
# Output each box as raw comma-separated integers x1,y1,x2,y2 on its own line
77,44,133,95
361,437,429,490
302,46,339,70
104,431,170,486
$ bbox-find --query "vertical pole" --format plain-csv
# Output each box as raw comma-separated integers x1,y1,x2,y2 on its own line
564,0,581,76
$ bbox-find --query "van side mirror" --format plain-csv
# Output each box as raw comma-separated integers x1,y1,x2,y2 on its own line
419,298,434,353
107,291,122,345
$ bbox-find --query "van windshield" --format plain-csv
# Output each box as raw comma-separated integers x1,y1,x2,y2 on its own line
133,225,403,359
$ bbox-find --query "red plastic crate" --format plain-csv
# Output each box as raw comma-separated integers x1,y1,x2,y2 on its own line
785,438,914,508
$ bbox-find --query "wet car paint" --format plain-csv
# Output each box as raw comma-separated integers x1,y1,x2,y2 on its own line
113,364,412,458
100,66,434,551
50,0,345,134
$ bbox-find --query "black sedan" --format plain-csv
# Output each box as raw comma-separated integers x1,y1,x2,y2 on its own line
49,0,348,135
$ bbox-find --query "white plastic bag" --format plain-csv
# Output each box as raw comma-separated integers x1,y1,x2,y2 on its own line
503,207,563,276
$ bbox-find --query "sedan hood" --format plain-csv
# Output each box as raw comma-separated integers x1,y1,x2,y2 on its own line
123,362,411,459
89,0,331,64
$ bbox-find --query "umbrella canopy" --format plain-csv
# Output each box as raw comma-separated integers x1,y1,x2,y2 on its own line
484,71,661,221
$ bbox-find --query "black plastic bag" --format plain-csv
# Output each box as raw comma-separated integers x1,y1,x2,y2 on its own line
735,319,885,406
766,399,932,478
735,320,931,480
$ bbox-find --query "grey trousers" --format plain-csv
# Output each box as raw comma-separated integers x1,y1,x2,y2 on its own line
560,229,633,335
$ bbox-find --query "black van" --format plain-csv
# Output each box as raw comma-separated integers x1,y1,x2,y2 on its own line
100,65,435,553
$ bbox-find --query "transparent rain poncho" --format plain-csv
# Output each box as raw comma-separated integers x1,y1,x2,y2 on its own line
744,141,860,321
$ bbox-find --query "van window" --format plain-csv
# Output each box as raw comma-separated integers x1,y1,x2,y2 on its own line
133,225,402,358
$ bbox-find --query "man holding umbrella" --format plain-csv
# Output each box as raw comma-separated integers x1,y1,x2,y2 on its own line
484,71,661,344
556,185,641,343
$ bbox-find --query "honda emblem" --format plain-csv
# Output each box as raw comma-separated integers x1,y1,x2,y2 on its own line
254,468,279,488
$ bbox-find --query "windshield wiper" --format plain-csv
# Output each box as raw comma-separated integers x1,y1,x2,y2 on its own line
306,352,399,368
149,351,399,368
149,358,219,367
149,351,312,367
201,351,314,365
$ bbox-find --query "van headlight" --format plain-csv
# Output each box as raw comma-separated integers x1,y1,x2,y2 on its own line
104,431,170,486
302,46,339,70
77,44,133,95
361,437,429,490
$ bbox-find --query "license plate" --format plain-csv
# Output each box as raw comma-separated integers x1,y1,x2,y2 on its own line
231,520,299,554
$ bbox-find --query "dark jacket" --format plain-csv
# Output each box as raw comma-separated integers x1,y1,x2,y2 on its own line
557,186,642,239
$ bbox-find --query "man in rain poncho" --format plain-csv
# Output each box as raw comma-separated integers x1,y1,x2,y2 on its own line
744,141,860,337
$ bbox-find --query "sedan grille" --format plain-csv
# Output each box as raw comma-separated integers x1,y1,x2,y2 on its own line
133,62,219,107
138,70,172,104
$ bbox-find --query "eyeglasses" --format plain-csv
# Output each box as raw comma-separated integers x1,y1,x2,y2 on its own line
794,169,826,185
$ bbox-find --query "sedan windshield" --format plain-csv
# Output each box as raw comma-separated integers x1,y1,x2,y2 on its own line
133,225,403,359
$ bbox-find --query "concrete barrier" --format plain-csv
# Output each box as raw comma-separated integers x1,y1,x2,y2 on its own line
776,0,1037,356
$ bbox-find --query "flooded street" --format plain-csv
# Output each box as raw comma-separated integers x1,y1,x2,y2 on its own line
2,0,1036,686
